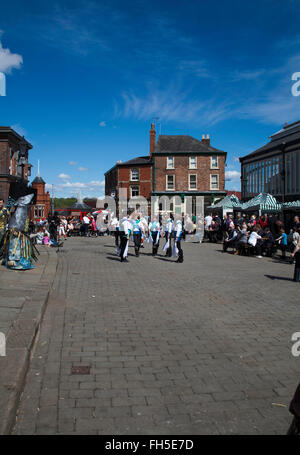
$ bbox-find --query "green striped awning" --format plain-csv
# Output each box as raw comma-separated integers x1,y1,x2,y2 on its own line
240,193,281,212
207,194,241,210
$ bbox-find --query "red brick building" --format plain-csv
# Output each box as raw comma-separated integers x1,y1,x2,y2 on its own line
105,124,227,215
29,165,50,220
152,134,227,213
0,126,33,201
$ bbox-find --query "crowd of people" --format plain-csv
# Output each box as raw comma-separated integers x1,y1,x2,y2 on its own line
1,195,300,280
204,211,300,281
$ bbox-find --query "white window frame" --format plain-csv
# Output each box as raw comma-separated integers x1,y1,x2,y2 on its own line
166,156,175,169
130,185,139,197
210,174,219,190
166,174,175,190
189,156,197,169
189,174,197,190
211,155,218,169
130,168,139,181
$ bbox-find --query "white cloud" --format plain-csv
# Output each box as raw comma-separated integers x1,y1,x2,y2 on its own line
69,161,77,166
78,166,88,171
225,170,241,181
89,180,105,187
58,173,71,180
0,40,23,73
99,121,106,127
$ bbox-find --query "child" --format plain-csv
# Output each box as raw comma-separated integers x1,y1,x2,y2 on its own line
276,228,288,259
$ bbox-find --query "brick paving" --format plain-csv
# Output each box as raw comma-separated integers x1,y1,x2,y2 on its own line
13,236,299,434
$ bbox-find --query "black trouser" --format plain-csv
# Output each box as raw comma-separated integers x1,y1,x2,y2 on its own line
83,224,89,236
133,232,141,256
151,232,159,255
223,239,235,252
115,228,120,246
119,232,128,261
165,232,172,257
176,237,183,263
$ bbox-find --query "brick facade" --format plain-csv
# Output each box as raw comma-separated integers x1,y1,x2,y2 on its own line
0,126,33,202
29,177,50,220
154,154,226,193
105,125,227,215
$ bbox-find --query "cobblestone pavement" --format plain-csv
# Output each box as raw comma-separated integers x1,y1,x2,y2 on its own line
13,236,299,434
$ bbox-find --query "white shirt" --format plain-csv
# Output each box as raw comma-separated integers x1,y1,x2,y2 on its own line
83,216,90,224
205,216,212,228
175,220,183,238
248,231,261,247
165,219,173,233
119,217,131,235
149,221,160,232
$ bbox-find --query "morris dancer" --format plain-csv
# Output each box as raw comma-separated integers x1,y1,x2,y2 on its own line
149,216,160,256
132,215,143,257
118,214,132,262
173,216,184,263
163,213,174,257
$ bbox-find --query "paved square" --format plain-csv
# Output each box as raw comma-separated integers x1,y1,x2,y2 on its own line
13,236,299,434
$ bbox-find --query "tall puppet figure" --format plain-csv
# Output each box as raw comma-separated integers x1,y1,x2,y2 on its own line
1,194,38,270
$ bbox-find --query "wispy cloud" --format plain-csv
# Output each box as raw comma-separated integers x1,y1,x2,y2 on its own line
99,121,106,127
117,86,233,126
78,166,88,171
69,161,77,166
58,173,71,180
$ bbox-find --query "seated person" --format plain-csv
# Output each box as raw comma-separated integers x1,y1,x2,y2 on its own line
248,226,262,258
223,225,238,252
235,222,249,255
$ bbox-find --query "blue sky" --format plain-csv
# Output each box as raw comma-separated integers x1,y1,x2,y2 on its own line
0,0,300,197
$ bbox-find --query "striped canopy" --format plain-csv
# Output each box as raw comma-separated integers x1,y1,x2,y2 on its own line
282,200,300,209
239,193,281,213
207,194,241,210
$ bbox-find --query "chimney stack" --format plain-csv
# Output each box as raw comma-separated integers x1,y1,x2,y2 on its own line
201,133,210,146
150,123,156,157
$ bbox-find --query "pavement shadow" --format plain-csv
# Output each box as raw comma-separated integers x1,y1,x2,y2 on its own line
154,256,175,263
265,274,294,282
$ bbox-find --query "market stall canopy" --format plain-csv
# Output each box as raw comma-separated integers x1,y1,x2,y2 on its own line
238,193,282,213
207,194,241,210
282,200,300,210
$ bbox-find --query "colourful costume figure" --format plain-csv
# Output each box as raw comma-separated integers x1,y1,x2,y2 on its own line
149,218,161,256
173,218,184,263
1,194,38,270
0,203,9,249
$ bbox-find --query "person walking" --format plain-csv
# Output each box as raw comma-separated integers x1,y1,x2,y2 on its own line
163,214,174,257
291,230,300,282
118,214,132,262
149,216,160,256
173,216,184,263
132,215,142,257
82,214,90,237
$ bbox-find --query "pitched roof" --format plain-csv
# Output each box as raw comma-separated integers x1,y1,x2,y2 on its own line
32,176,45,184
105,156,152,174
240,120,300,162
153,135,225,154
